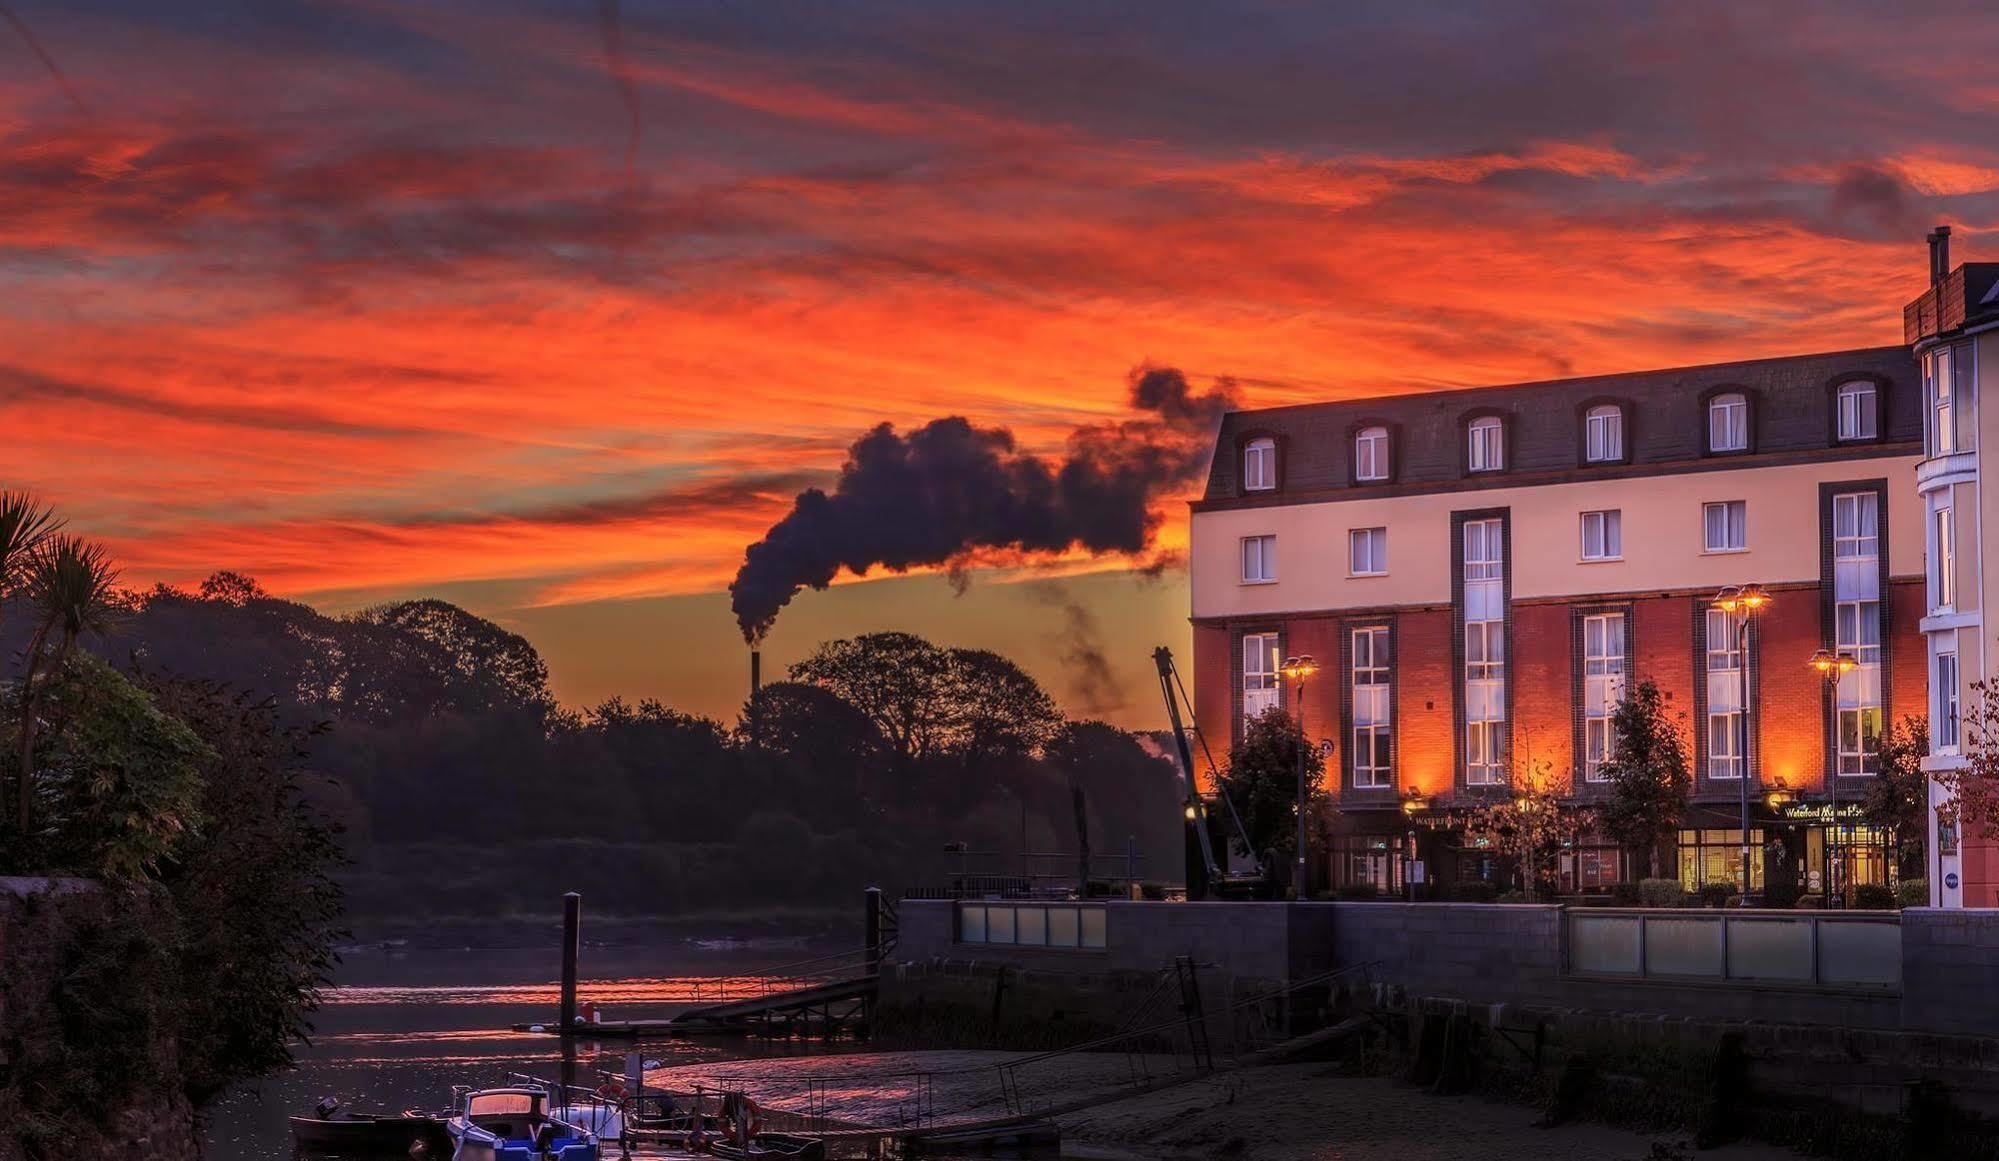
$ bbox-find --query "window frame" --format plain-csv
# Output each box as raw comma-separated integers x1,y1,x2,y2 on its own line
1706,390,1750,454
1242,436,1277,492
1580,611,1626,783
1579,509,1622,562
1240,534,1277,584
1348,527,1387,577
1929,348,1956,457
1936,647,1961,752
1353,425,1391,483
1934,505,1956,611
1350,625,1392,790
1465,414,1506,474
1702,500,1747,553
1583,404,1624,464
1241,632,1281,721
1833,379,1880,444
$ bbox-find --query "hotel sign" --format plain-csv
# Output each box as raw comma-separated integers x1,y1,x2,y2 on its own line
1775,802,1865,823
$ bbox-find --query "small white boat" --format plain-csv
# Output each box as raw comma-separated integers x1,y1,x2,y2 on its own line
445,1087,598,1160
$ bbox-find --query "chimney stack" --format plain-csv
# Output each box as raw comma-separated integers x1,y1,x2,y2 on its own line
1929,225,1953,286
748,649,762,748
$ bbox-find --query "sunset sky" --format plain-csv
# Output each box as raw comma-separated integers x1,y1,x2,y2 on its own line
5,0,1997,727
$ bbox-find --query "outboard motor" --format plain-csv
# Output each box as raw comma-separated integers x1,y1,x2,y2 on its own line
314,1096,340,1120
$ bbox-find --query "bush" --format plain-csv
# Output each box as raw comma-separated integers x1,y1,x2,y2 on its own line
1697,883,1738,909
1853,883,1897,910
1638,878,1683,908
1897,879,1929,908
1795,893,1824,909
1450,881,1498,903
1609,881,1642,907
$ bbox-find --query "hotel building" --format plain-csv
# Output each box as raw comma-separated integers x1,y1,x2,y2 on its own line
1188,345,1931,900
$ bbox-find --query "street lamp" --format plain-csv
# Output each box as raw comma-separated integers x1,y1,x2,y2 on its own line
1280,654,1320,899
1712,584,1771,895
1810,648,1860,905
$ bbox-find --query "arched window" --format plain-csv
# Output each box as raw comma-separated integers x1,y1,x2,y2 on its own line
1467,416,1504,472
1355,426,1389,482
1243,436,1276,491
1708,392,1748,453
1835,380,1878,442
1584,404,1623,463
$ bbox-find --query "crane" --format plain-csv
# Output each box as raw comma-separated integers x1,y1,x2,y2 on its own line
1153,646,1265,900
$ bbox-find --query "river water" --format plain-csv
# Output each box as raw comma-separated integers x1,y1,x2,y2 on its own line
200,939,857,1160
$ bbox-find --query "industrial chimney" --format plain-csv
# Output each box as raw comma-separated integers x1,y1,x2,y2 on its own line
748,649,762,748
1929,225,1953,286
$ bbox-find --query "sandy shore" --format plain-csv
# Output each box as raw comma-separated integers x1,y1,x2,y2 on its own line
645,1050,1803,1159
1055,1062,1801,1161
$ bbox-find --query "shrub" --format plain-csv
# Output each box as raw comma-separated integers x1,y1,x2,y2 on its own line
1795,893,1824,909
1450,881,1498,903
1609,881,1642,907
1896,879,1929,908
1638,878,1683,908
1697,883,1738,909
1853,883,1897,910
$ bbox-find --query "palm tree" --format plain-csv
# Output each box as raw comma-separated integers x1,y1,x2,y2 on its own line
16,536,119,836
0,490,60,620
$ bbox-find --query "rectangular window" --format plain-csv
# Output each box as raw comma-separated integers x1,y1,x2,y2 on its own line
1241,534,1276,583
1582,612,1626,782
1356,429,1388,481
1832,493,1879,560
1705,606,1745,780
1462,516,1506,787
1579,509,1622,561
1468,418,1504,472
1464,518,1503,580
1932,348,1956,456
1709,396,1748,452
1466,719,1505,785
1242,633,1279,719
1351,626,1391,789
1706,608,1743,672
1937,648,1960,751
1348,527,1387,576
1837,382,1878,441
1465,621,1505,680
1707,711,1746,780
1585,408,1623,462
1244,440,1276,490
1703,500,1746,552
1934,506,1956,610
1838,707,1883,776
1835,600,1881,665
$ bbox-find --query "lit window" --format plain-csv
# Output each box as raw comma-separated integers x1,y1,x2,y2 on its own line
1355,426,1389,482
1243,437,1276,490
1835,600,1881,666
1934,506,1955,610
1838,707,1882,776
1703,500,1746,552
1708,392,1748,452
1466,719,1505,786
1242,633,1280,719
1462,516,1506,787
1582,612,1626,782
1465,621,1505,680
1241,534,1276,583
1467,416,1504,472
1348,527,1387,576
1832,493,1879,560
1351,626,1391,789
1929,349,1956,456
1464,518,1503,581
1580,509,1621,561
1585,405,1623,462
1937,648,1960,751
1836,381,1878,442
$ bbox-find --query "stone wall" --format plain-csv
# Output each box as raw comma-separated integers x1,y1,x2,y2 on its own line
1900,907,1999,1038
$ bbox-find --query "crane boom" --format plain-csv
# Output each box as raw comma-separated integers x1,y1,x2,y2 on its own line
1153,646,1259,897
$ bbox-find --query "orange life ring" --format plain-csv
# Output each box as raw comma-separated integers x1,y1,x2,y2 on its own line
721,1097,762,1144
595,1078,627,1101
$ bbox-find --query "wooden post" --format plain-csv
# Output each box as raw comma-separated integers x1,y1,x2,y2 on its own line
560,892,581,1100
864,887,883,976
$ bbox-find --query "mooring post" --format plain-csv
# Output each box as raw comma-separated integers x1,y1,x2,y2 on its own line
559,891,581,1099
864,886,883,976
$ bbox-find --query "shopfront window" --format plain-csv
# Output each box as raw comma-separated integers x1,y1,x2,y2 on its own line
1676,827,1764,890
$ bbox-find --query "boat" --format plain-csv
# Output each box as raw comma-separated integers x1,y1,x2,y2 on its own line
707,1133,827,1160
288,1098,451,1155
445,1086,599,1159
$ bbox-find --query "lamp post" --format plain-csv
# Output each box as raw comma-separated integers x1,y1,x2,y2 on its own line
1810,648,1859,905
1280,654,1320,900
1712,584,1771,895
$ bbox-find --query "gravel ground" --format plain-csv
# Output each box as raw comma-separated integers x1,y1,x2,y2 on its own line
1055,1063,1804,1161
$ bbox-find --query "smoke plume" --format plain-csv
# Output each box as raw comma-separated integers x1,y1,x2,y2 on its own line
1033,586,1125,715
729,366,1235,643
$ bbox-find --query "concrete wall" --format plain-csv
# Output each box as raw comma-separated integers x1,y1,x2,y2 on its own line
1900,907,1999,1037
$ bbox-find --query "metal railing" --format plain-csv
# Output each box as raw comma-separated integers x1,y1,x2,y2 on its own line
677,945,879,1007
1565,907,1901,991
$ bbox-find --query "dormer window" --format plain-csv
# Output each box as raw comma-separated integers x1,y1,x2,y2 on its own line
1467,416,1504,472
1708,392,1748,453
1355,426,1389,482
1835,380,1878,442
1584,405,1623,463
1243,437,1276,491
